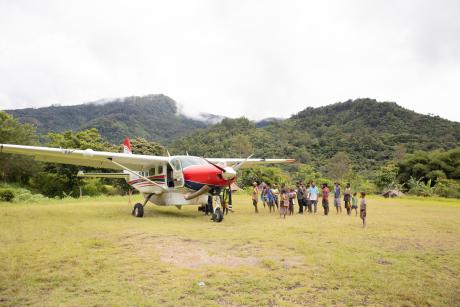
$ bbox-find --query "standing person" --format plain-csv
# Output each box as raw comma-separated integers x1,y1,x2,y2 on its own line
251,182,259,213
304,183,312,213
260,183,267,208
272,184,280,211
334,183,342,214
288,188,296,215
206,195,213,216
296,183,305,214
280,188,289,219
351,192,358,216
344,183,352,215
266,183,275,213
303,183,311,213
360,192,367,228
309,182,319,214
322,183,330,215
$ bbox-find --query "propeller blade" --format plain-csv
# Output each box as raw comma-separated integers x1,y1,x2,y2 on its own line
203,158,227,172
233,154,254,171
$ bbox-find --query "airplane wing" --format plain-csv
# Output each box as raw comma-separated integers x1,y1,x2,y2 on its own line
0,144,170,171
207,158,295,168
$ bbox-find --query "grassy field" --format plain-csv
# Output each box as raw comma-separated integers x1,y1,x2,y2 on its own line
1,194,459,306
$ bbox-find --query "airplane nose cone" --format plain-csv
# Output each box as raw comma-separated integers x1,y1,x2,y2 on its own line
222,167,237,180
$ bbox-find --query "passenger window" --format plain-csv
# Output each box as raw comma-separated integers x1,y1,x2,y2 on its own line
149,168,156,175
158,165,163,174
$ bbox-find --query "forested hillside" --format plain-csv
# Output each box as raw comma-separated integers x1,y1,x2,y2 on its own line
5,96,460,172
2,97,460,199
6,94,211,143
171,99,460,172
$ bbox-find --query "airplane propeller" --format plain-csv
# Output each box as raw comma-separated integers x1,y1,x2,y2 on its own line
204,154,253,181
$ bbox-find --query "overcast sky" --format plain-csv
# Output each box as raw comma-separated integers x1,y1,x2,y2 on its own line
0,0,459,121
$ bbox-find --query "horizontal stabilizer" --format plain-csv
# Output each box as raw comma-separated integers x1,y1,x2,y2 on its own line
77,171,129,179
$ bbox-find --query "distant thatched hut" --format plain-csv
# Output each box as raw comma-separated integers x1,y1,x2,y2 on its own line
382,189,404,198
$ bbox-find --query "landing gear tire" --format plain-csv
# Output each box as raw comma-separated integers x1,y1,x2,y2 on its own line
213,207,224,223
132,203,144,218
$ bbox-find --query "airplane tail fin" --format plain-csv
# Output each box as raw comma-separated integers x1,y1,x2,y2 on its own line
123,138,132,154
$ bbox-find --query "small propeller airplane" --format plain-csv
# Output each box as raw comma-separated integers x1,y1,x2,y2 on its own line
0,139,294,222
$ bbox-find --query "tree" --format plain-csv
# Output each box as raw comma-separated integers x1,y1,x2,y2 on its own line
237,166,288,188
0,111,39,184
374,162,399,192
130,137,166,155
325,152,352,181
397,148,460,184
230,134,254,158
32,128,117,197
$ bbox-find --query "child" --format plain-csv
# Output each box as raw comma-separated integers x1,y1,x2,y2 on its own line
280,189,289,219
321,183,330,215
304,183,312,213
351,192,358,216
251,182,259,213
222,198,228,215
288,188,296,215
266,183,275,213
261,184,267,208
360,192,367,228
344,183,352,215
272,185,280,211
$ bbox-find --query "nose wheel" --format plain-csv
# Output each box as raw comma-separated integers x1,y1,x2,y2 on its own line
211,194,224,223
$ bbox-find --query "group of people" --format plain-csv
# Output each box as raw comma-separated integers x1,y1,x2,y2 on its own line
251,181,367,227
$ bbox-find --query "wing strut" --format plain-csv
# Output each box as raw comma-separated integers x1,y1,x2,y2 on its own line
107,158,167,191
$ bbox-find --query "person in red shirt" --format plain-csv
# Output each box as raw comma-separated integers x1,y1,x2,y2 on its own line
321,183,330,216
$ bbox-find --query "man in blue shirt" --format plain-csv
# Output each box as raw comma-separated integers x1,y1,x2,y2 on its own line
309,182,319,213
334,182,342,214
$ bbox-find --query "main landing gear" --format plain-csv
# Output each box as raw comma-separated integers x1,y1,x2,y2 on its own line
132,193,154,218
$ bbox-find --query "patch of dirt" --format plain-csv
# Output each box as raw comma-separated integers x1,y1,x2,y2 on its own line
120,234,305,269
120,234,259,268
153,237,259,268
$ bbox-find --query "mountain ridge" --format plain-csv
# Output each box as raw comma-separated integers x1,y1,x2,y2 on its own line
5,95,460,171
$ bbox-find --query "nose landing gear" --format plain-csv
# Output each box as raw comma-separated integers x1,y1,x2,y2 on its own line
210,193,224,223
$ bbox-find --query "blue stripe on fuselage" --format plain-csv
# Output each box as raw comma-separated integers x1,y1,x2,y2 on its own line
184,180,206,191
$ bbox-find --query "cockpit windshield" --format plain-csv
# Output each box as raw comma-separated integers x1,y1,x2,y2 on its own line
175,156,209,168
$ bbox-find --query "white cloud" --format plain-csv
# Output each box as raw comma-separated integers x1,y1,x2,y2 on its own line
0,0,459,121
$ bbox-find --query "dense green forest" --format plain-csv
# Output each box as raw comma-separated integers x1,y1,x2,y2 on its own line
171,99,460,172
6,94,212,143
1,97,460,200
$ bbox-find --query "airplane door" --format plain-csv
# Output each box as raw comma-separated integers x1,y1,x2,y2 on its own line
169,158,184,188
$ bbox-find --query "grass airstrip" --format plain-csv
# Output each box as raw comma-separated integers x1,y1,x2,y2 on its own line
1,194,459,306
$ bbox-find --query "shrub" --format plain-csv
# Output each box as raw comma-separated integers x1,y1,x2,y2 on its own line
434,179,460,198
101,185,119,196
81,179,105,197
0,189,15,202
